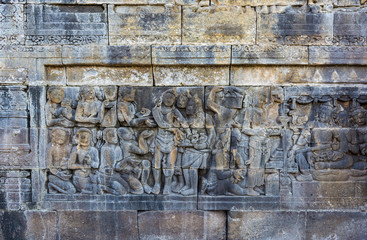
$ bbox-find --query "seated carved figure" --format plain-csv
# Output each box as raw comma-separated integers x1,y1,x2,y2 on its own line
47,128,76,194
46,87,74,127
75,87,103,127
116,127,154,194
99,128,128,195
117,87,156,127
69,128,99,194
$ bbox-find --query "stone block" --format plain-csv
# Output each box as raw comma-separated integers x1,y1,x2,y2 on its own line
199,196,280,210
109,5,181,45
24,211,57,240
138,211,226,240
232,45,308,65
152,45,231,65
231,66,367,85
213,0,306,5
66,66,153,86
58,211,138,240
62,45,151,65
0,4,25,46
228,211,306,240
332,12,367,45
154,66,229,86
309,46,367,65
45,67,67,86
257,12,333,45
25,4,108,45
27,0,76,3
292,181,356,198
306,212,367,239
333,0,361,6
182,6,256,44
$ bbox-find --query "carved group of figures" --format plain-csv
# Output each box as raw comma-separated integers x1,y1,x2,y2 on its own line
45,86,367,196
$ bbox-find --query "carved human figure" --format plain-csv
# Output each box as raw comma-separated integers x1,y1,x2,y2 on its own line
308,102,352,170
47,128,76,194
99,128,128,195
117,87,156,127
347,100,367,170
69,128,99,194
180,130,210,195
100,86,117,127
45,87,74,127
116,127,154,194
152,89,189,195
75,87,103,127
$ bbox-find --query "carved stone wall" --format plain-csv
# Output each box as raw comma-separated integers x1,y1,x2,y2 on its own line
0,0,366,239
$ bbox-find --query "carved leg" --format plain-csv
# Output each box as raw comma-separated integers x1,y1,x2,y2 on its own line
152,169,161,195
141,160,152,194
163,169,174,195
181,169,197,196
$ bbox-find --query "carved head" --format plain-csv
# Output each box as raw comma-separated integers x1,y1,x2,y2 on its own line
177,90,191,108
119,87,136,102
271,87,284,103
75,128,92,147
350,103,366,127
162,89,177,107
51,127,68,145
118,127,135,141
103,128,118,144
103,86,117,101
48,87,65,104
186,94,202,116
80,87,96,101
318,103,334,124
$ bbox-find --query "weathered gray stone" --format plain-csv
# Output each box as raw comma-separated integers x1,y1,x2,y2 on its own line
138,211,226,240
232,45,308,65
333,12,367,46
24,211,57,240
309,46,367,65
65,66,153,86
228,211,306,240
109,5,181,45
306,212,367,239
0,4,25,46
25,4,108,45
62,45,151,65
58,211,138,240
154,66,229,85
152,45,231,65
333,0,361,6
182,6,256,44
213,0,306,5
231,66,367,85
257,12,333,45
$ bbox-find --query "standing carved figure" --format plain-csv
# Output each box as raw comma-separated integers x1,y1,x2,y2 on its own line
100,86,117,127
47,128,76,194
152,89,189,195
69,128,99,194
46,87,74,127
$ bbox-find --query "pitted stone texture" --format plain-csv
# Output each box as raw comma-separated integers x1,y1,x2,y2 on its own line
78,0,175,3
152,45,231,65
25,4,108,45
231,65,367,85
232,45,308,65
212,0,306,5
333,12,367,46
65,66,153,86
58,211,138,240
306,212,367,239
309,46,367,65
138,211,226,240
333,0,361,6
154,66,229,85
62,45,151,65
0,4,25,46
228,211,306,240
257,12,333,45
182,6,256,44
27,0,76,3
109,5,181,45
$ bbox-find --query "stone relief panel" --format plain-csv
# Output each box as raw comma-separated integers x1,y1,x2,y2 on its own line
41,84,367,209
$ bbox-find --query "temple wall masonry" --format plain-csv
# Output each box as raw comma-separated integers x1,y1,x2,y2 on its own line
0,0,367,239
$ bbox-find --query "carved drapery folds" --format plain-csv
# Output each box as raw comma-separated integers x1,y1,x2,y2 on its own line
45,86,367,197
